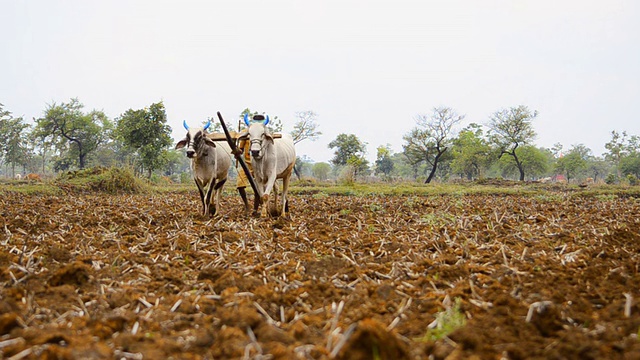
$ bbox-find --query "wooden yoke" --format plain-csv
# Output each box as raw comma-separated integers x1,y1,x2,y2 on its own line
206,132,282,141
216,112,260,198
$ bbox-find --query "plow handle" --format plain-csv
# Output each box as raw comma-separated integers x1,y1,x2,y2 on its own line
217,112,260,198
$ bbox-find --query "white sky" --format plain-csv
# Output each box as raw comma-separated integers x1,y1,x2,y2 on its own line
2,0,639,163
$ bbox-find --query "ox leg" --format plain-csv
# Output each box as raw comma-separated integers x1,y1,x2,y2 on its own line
281,174,291,216
238,187,251,214
253,194,261,217
205,181,216,217
195,179,208,216
211,179,226,217
253,185,263,217
268,182,279,218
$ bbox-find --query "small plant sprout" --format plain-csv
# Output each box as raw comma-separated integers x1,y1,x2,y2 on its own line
418,296,467,342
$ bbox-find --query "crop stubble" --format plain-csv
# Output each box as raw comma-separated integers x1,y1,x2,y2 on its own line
1,190,639,359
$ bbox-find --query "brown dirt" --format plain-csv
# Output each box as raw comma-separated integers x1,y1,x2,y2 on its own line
1,190,639,359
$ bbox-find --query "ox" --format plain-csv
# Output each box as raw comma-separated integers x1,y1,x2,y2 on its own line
244,114,296,217
15,174,22,180
176,120,232,217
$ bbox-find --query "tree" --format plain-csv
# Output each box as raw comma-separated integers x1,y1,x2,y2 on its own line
375,145,394,179
290,110,322,145
311,162,331,181
294,155,314,178
402,107,463,184
619,154,640,179
450,123,491,180
496,145,550,180
328,134,366,167
290,110,322,179
115,102,173,178
35,98,111,170
0,104,31,176
554,144,591,182
585,157,610,182
488,105,538,181
604,130,627,180
328,133,368,178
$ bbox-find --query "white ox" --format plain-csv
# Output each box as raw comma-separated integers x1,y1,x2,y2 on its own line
176,120,232,217
245,115,296,217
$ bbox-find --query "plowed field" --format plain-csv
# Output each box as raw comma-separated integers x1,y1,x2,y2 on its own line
1,188,639,359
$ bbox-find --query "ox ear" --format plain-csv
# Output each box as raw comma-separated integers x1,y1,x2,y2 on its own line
175,138,188,150
203,136,217,148
264,115,270,126
244,113,250,126
263,128,274,143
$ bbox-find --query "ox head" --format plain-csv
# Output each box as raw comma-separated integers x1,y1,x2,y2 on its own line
248,122,274,159
243,114,270,127
175,120,215,158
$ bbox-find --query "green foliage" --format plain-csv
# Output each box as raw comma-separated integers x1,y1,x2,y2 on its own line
556,144,592,182
95,167,144,193
620,153,640,178
294,155,315,178
605,173,617,185
450,123,491,180
627,174,638,186
56,167,146,193
180,172,191,184
604,130,627,169
375,144,394,178
115,102,173,178
311,162,332,181
420,211,457,227
497,145,550,180
0,104,31,174
35,98,112,169
417,298,466,342
488,105,538,181
328,133,368,167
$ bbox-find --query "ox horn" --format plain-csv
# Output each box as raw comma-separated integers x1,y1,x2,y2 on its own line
264,115,270,125
203,120,211,131
243,113,250,126
183,120,189,130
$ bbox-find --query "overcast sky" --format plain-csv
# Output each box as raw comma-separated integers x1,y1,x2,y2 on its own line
2,0,639,163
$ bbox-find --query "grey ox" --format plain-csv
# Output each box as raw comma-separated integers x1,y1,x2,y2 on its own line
245,115,296,217
176,120,232,217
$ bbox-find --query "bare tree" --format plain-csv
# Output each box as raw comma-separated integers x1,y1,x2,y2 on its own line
290,110,322,179
290,110,322,144
403,107,464,183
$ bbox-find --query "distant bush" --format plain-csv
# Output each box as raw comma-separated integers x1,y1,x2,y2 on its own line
56,167,146,194
627,174,638,186
605,174,617,185
93,168,144,193
180,172,191,184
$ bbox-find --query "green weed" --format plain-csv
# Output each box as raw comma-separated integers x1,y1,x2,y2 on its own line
417,297,466,342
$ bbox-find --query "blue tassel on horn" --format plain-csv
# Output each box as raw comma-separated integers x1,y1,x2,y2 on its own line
183,120,189,130
203,120,211,131
244,113,250,126
264,115,270,125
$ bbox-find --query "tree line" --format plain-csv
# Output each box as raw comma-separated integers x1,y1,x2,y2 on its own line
2,100,639,184
322,105,639,184
0,100,322,182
